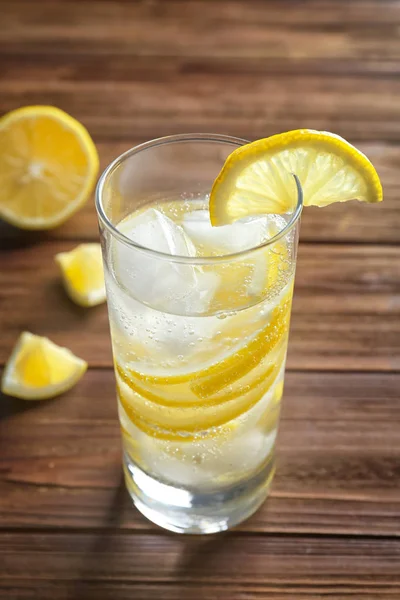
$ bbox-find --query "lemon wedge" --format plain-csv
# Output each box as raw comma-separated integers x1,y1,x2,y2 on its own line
55,243,106,307
210,129,382,225
1,332,87,400
0,105,99,230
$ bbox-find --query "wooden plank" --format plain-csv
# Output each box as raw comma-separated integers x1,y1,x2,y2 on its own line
1,140,397,246
290,244,400,371
1,1,398,598
0,584,398,600
1,531,400,600
0,583,399,600
1,57,400,141
2,0,400,65
0,242,399,369
2,51,400,83
1,370,400,535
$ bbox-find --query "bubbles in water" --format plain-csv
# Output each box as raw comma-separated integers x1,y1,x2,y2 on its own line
106,200,294,383
113,208,220,315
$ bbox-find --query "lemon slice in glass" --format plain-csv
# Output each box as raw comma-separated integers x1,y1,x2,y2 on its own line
0,105,99,230
1,332,87,400
55,243,106,307
210,129,382,225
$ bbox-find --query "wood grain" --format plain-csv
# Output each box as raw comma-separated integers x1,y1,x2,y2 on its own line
2,56,400,141
1,531,400,600
1,584,400,600
2,0,400,64
1,141,398,246
1,370,400,536
1,1,400,597
1,242,399,369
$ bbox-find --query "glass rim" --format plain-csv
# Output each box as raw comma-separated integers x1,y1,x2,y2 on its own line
95,133,303,264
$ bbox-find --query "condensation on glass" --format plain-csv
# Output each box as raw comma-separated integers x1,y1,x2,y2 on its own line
96,134,302,534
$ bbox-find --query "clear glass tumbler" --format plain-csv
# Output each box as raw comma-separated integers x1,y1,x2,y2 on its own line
96,134,302,534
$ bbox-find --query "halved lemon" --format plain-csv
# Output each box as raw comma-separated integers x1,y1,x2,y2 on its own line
55,243,106,307
210,129,383,225
1,332,87,400
0,105,99,230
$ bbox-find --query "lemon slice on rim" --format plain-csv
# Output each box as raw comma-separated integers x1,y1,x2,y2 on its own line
0,105,99,230
55,243,106,307
210,129,383,225
1,332,87,400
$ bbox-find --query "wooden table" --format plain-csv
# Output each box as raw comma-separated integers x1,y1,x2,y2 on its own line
1,1,400,598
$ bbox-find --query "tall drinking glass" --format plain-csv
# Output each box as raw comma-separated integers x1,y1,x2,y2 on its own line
96,134,302,534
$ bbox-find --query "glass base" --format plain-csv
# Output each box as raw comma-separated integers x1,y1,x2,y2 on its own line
123,453,275,534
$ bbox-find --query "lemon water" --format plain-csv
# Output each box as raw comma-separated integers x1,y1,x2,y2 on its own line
103,198,296,533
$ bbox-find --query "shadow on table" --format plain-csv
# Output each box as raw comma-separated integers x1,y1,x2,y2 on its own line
69,471,132,600
175,532,231,575
0,219,52,251
68,471,237,600
47,276,107,319
0,388,62,420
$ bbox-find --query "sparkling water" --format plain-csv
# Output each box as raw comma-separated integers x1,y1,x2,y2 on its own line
103,197,296,533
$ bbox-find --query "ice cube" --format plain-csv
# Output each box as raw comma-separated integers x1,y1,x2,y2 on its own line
121,208,197,257
107,276,217,362
182,210,275,297
111,208,219,315
182,210,270,254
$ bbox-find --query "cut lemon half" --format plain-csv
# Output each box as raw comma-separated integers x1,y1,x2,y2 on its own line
210,129,383,225
1,332,87,400
55,243,106,307
0,105,99,230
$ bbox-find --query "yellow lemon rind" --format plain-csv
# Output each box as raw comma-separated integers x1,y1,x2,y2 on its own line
210,129,383,226
55,243,106,308
0,105,99,230
1,331,88,400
